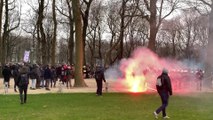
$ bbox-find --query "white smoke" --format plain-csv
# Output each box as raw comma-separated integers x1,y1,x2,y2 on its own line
104,63,122,80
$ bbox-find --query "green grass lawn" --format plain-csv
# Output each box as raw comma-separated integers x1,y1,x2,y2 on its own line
0,92,212,120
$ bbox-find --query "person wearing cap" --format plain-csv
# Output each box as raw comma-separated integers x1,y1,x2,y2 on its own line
95,66,106,96
154,68,173,119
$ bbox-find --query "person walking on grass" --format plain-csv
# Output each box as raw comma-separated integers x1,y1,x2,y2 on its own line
17,65,29,104
154,68,173,119
95,65,106,96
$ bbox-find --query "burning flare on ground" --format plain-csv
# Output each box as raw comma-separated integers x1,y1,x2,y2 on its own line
120,59,147,92
110,47,198,93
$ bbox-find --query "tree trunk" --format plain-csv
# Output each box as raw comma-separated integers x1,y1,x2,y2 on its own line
118,0,126,60
51,0,57,65
0,0,4,65
171,32,176,57
72,0,87,87
36,21,41,64
82,0,93,65
67,0,74,65
147,0,157,52
2,0,9,65
68,20,74,65
38,0,47,65
98,26,102,63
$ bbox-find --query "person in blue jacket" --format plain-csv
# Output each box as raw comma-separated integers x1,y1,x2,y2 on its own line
95,66,106,96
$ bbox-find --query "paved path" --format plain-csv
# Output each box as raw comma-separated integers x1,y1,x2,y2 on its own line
1,78,211,95
0,78,119,94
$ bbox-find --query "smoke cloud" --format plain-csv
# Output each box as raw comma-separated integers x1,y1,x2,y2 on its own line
104,47,203,93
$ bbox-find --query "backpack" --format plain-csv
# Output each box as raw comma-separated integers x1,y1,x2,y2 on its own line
156,75,164,88
19,74,28,86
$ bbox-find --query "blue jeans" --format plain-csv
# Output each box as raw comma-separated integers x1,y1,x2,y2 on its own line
155,91,169,117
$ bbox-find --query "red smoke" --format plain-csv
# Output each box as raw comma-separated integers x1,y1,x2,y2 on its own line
113,47,199,93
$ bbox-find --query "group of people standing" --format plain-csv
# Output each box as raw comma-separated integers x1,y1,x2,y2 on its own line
1,62,108,103
2,63,75,91
1,63,75,104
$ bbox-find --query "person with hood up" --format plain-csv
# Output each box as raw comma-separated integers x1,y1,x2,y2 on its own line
154,68,172,119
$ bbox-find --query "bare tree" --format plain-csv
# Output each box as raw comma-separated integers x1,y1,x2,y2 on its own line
104,0,138,65
22,11,38,63
137,0,180,52
104,1,120,66
86,1,103,69
117,0,137,60
37,0,47,64
199,0,213,87
81,0,93,65
186,0,213,87
57,0,75,64
2,0,21,64
73,0,87,87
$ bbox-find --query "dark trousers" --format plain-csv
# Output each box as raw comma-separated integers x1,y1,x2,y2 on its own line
156,91,169,117
36,77,41,88
45,79,50,89
96,79,103,95
14,77,18,90
19,85,28,103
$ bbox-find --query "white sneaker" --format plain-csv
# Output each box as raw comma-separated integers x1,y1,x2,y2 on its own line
163,116,170,119
153,111,158,119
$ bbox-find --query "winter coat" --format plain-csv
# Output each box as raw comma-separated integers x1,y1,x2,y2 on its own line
29,67,38,79
95,69,106,82
2,66,12,82
44,68,52,79
156,73,172,95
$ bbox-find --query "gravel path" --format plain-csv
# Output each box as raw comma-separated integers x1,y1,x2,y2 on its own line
0,78,118,94
1,78,210,95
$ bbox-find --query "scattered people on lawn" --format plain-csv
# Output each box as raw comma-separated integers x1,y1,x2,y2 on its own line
29,64,38,90
61,64,68,85
95,65,106,96
50,66,57,88
44,65,52,90
154,68,173,119
195,69,203,91
2,64,12,94
39,66,45,88
17,64,30,104
66,66,72,89
11,64,19,92
34,64,41,89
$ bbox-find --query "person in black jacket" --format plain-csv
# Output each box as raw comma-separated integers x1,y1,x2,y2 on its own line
154,68,172,119
44,65,52,90
17,65,29,104
2,65,12,94
11,64,19,92
95,66,106,96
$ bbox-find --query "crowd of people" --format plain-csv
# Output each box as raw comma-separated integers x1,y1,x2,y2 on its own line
1,63,95,93
1,63,107,104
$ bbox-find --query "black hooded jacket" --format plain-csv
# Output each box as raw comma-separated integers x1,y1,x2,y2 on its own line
156,73,172,95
